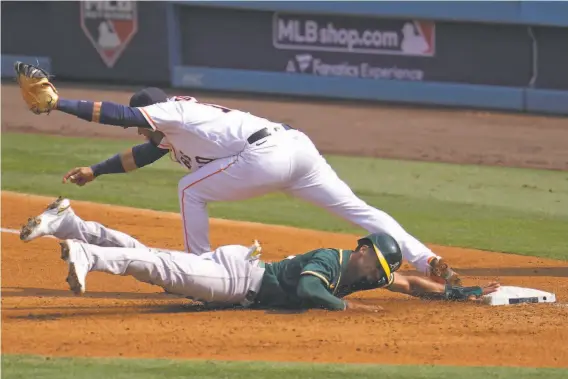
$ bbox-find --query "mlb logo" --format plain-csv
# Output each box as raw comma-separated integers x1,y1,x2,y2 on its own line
401,21,435,57
80,1,138,68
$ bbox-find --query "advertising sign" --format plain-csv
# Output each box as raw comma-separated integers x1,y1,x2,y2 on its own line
273,12,435,57
285,53,424,81
81,1,138,68
179,7,531,87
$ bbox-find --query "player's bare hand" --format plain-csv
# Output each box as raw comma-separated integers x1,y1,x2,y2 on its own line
481,282,500,296
466,282,500,302
344,300,384,313
62,167,95,186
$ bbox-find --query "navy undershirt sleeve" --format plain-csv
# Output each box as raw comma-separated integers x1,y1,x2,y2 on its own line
90,154,125,177
56,99,151,128
132,142,169,168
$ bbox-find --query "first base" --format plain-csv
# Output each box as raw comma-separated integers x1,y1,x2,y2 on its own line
482,286,556,306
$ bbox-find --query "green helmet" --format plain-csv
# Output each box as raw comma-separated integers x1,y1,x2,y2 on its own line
358,232,403,278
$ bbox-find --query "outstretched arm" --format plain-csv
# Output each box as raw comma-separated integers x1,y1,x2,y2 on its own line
15,61,155,129
387,273,445,296
55,99,151,128
387,273,500,299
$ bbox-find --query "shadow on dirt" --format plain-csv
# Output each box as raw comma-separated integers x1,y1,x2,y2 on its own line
4,295,436,322
2,286,174,300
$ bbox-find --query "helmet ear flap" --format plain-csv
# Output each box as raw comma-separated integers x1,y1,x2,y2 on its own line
389,260,402,273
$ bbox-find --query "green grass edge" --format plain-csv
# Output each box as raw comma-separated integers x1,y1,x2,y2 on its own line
2,354,567,379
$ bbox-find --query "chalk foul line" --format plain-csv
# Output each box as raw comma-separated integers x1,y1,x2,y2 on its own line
1,227,55,238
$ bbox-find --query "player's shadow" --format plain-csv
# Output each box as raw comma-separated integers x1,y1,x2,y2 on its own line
142,302,245,314
2,286,173,300
4,287,311,314
141,303,309,314
6,302,296,321
262,308,308,315
3,286,292,316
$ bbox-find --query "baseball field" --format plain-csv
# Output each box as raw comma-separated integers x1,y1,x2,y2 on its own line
2,83,568,378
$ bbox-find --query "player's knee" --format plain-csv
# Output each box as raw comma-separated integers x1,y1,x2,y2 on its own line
178,187,207,209
177,178,189,193
178,181,199,200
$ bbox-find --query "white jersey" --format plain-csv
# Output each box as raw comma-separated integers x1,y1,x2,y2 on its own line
138,96,281,172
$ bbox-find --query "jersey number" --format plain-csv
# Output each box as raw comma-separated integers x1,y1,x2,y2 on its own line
179,151,192,170
195,156,216,167
178,151,217,170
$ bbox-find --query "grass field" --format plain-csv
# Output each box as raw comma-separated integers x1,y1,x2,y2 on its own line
2,132,567,259
2,133,568,259
3,355,567,379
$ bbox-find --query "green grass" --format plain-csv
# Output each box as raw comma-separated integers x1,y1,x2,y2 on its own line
2,132,567,259
3,355,566,379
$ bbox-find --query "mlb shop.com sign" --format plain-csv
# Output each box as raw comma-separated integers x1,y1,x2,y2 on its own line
273,12,435,57
81,1,138,68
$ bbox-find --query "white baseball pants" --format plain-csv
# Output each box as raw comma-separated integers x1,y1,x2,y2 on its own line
53,213,265,304
74,243,264,304
177,128,437,273
49,211,146,248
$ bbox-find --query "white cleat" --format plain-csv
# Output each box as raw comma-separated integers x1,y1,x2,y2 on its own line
20,197,73,242
59,240,88,295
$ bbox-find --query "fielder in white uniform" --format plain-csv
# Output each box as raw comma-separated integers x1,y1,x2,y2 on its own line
43,87,460,284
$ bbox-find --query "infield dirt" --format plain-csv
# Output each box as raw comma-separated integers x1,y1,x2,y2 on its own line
2,192,567,368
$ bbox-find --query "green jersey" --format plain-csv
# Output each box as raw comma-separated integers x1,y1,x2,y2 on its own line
254,248,393,310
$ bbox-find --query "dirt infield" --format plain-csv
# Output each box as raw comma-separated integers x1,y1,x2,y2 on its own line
2,191,567,368
2,83,568,170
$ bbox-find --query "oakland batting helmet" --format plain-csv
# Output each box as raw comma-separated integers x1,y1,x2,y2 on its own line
358,232,403,279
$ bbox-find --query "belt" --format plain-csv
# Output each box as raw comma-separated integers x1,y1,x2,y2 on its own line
241,262,266,307
247,124,292,145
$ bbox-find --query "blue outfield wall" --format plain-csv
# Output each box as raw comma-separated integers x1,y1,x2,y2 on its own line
525,89,568,115
173,66,525,111
173,66,568,115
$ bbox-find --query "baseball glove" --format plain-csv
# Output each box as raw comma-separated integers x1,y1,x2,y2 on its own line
417,284,484,302
14,61,59,115
444,284,483,301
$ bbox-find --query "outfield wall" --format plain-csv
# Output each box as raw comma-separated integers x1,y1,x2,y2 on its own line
1,1,170,86
1,1,567,115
